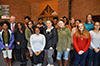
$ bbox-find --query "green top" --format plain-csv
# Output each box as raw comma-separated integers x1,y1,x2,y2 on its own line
4,31,8,44
25,28,33,47
57,26,72,52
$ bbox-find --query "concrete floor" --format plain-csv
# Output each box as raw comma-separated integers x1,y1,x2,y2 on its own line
0,50,59,66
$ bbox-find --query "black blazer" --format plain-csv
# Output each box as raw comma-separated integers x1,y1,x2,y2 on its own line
44,28,58,49
14,30,27,49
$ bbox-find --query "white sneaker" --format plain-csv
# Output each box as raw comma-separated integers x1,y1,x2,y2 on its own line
38,63,42,66
50,65,54,66
47,64,51,66
34,65,37,66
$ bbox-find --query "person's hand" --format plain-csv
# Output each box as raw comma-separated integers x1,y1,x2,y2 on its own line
66,48,70,51
34,52,38,56
17,42,20,45
94,48,99,53
5,47,9,50
49,47,53,50
56,47,57,50
30,53,33,57
78,50,84,55
28,47,31,49
37,50,42,55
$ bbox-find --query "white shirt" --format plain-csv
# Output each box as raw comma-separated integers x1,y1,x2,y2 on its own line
10,23,15,31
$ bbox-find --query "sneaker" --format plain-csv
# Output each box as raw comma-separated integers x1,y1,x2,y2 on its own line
47,64,50,66
38,63,42,66
34,64,37,66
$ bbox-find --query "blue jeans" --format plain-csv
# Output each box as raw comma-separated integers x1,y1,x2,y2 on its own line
57,51,69,60
87,48,100,66
74,49,88,66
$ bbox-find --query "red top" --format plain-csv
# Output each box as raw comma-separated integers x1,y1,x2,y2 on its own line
73,33,91,53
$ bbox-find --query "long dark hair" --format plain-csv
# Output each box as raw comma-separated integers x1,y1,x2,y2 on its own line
63,16,69,25
14,22,25,32
27,20,34,34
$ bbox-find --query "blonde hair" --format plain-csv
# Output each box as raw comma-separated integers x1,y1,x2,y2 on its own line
76,23,89,38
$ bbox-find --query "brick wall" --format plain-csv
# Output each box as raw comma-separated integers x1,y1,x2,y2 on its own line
31,3,39,24
0,0,31,22
58,0,69,19
72,0,100,22
0,0,100,23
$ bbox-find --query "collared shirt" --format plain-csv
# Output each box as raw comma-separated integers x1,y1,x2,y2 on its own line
10,23,15,31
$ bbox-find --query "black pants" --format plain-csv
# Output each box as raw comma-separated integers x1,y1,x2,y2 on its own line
15,48,26,62
33,51,44,65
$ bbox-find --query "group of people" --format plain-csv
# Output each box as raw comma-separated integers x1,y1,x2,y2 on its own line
0,14,100,66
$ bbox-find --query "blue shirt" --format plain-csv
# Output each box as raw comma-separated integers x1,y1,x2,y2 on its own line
84,23,94,32
30,34,46,52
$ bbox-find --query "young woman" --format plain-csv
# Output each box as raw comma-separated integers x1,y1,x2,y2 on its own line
70,19,81,65
84,14,94,31
24,16,31,28
72,19,81,36
35,18,47,34
25,21,34,66
44,20,58,66
14,22,27,65
57,19,72,66
69,17,75,28
30,27,46,66
73,23,91,66
53,17,59,28
87,22,100,66
0,21,14,66
63,16,72,31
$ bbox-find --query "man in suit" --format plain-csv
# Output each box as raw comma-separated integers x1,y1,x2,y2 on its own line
9,16,16,62
10,16,16,31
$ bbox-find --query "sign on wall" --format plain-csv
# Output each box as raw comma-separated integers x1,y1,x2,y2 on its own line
0,5,10,19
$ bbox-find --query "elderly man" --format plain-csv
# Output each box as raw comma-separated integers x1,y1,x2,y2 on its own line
10,16,16,31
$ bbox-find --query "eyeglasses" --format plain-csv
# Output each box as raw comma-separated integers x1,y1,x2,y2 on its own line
28,24,32,25
95,25,100,26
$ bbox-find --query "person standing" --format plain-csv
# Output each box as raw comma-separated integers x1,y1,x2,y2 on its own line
57,19,72,66
53,17,59,28
24,16,31,28
30,28,46,66
14,22,27,65
44,20,58,66
25,21,34,66
69,17,75,29
10,16,16,31
35,18,47,34
9,16,16,62
73,23,91,66
0,21,14,66
63,16,72,31
87,22,100,66
70,19,81,65
84,14,94,32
